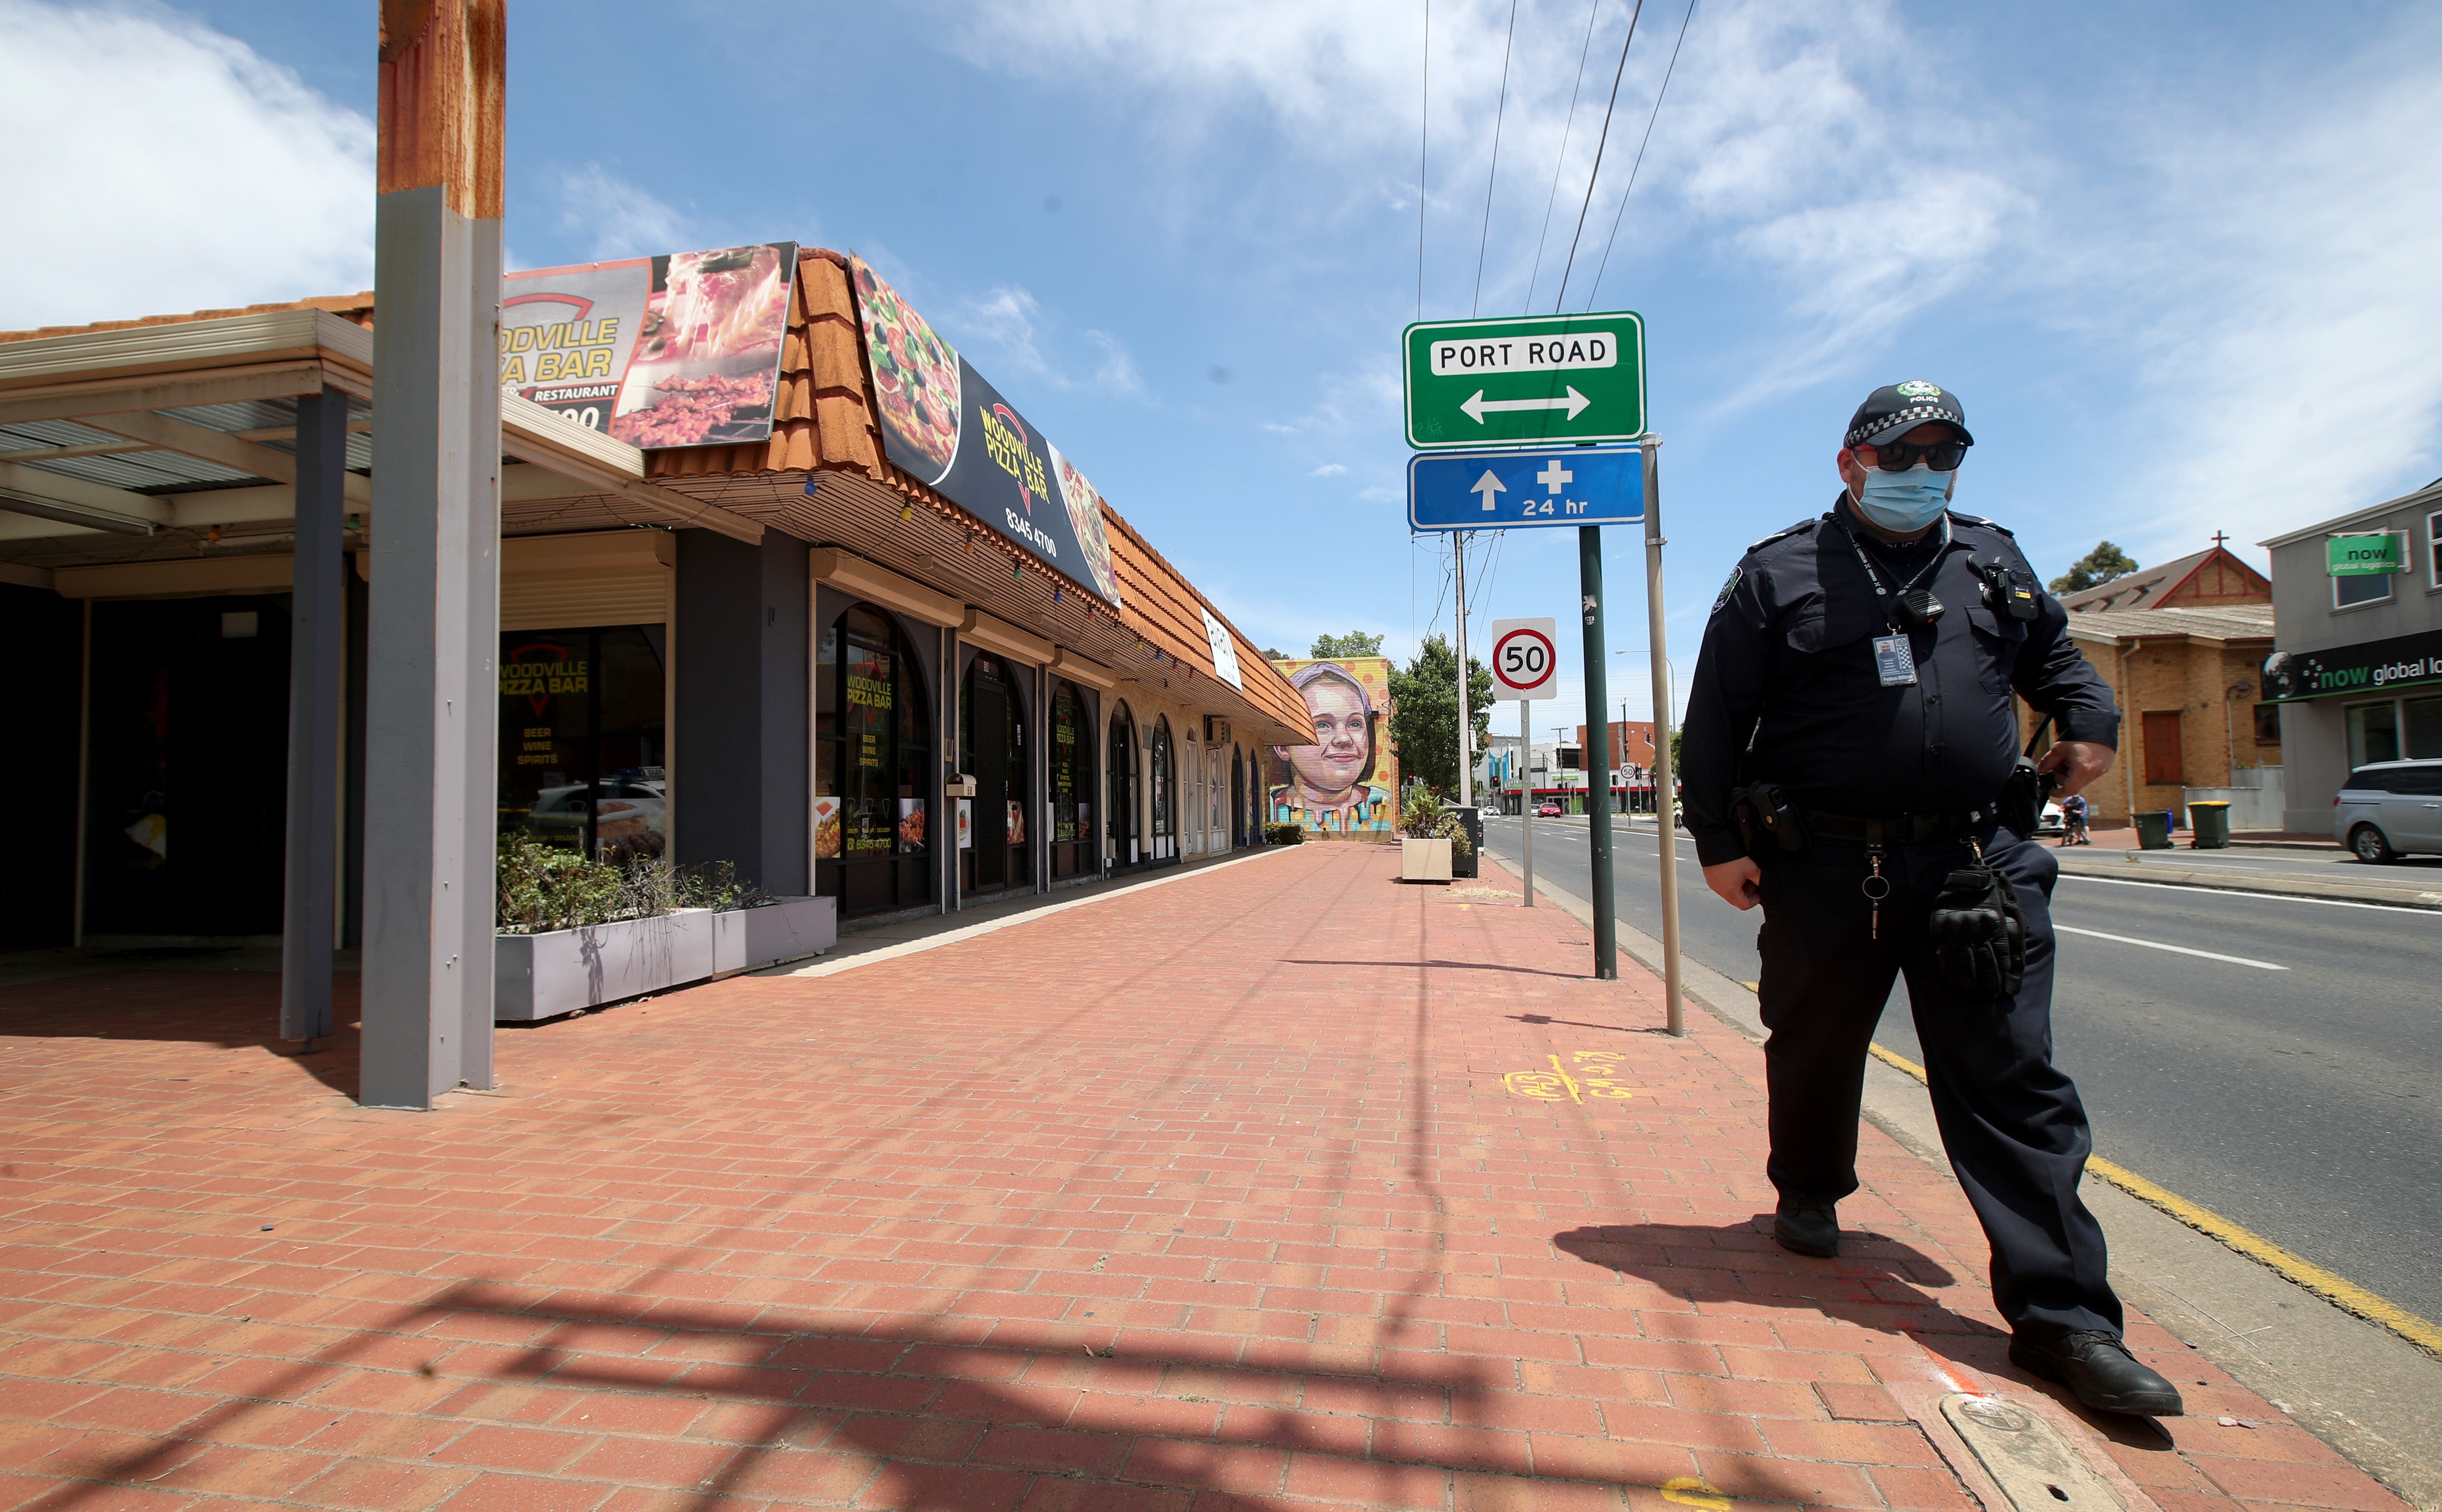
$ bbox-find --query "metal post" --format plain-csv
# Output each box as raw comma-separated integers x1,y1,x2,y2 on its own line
1579,525,1617,980
281,386,347,1046
361,0,505,1108
1453,532,1472,806
1642,440,1685,1036
1519,695,1534,907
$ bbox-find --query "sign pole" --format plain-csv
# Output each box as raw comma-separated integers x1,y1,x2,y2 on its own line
1642,440,1685,1036
1579,525,1618,981
1455,533,1472,807
1520,695,1534,907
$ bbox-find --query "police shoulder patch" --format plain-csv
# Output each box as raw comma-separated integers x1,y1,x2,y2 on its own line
1710,566,1743,616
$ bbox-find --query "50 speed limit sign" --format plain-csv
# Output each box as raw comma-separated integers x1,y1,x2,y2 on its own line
1488,617,1559,701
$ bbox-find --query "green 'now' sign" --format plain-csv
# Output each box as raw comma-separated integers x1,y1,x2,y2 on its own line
2328,533,2405,576
1403,312,1647,449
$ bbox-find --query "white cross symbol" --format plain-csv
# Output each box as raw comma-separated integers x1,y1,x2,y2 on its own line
1536,459,1574,494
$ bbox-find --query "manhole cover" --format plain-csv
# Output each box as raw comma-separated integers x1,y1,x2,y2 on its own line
1939,1394,2126,1512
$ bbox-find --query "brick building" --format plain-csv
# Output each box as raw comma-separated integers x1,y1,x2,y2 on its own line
2022,604,2278,829
1577,721,1658,777
2055,540,2271,615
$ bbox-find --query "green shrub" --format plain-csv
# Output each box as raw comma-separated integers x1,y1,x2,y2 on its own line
1262,821,1305,845
496,837,772,934
1398,792,1473,859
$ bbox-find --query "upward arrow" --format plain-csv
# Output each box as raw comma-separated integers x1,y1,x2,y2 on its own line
1470,470,1506,511
1461,387,1592,424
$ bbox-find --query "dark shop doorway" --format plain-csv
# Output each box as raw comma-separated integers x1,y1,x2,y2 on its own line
83,595,294,939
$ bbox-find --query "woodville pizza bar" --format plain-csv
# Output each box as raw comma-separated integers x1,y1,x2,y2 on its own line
0,243,1313,1086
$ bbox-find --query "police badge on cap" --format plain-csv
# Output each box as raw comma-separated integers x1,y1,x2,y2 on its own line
1845,381,1976,450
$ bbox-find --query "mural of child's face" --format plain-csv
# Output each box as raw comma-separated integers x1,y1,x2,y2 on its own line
1286,678,1369,795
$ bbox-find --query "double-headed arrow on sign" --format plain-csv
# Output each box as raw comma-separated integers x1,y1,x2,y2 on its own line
1460,386,1591,425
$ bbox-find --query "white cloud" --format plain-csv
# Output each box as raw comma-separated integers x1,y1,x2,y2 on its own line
2070,31,2442,556
1086,330,1146,396
0,0,373,329
952,284,1146,398
1310,463,1348,477
548,164,696,263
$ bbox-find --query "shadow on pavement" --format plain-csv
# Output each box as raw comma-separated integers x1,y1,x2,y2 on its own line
16,1281,1851,1512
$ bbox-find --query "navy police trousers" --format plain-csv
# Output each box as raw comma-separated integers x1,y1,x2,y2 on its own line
1755,824,2121,1340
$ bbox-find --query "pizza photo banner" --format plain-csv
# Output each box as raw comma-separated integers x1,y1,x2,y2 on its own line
501,242,798,449
849,254,1124,609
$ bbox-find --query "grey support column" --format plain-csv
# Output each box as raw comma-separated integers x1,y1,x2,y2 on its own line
673,530,810,895
360,0,505,1108
280,387,348,1043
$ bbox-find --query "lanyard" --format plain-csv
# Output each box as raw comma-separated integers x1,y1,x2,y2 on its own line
1834,513,1950,630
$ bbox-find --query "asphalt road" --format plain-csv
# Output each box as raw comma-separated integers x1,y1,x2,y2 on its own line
1483,813,2442,1326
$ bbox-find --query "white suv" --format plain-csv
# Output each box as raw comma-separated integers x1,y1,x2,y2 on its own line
2333,759,2442,863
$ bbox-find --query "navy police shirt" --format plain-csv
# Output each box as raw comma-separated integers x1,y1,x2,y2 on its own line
1680,494,2118,866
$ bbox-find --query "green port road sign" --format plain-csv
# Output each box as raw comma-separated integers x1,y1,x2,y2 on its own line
1403,311,1647,449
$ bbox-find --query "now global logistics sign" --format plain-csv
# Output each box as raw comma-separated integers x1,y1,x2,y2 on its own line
2260,627,2442,703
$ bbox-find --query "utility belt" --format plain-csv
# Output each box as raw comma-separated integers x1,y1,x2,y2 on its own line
1730,771,2051,1001
1728,762,2053,857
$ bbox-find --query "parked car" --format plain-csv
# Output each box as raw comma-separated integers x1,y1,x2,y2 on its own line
2332,758,2442,862
1534,802,1564,818
2034,799,2065,837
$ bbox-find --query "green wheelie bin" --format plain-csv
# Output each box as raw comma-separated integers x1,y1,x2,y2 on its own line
2188,800,2232,849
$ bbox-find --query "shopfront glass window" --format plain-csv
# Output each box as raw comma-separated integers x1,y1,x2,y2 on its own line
2406,695,2442,759
2348,702,2400,768
814,605,932,913
1050,683,1088,842
1150,717,1174,839
498,625,667,863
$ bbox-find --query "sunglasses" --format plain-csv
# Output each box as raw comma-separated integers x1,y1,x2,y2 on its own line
1857,438,1970,472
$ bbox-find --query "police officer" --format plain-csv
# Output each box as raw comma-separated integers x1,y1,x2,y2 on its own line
1680,382,2184,1418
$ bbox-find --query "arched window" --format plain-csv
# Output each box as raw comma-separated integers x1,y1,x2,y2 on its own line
959,654,1029,895
814,605,933,916
1107,702,1137,867
1149,715,1175,860
1049,680,1095,880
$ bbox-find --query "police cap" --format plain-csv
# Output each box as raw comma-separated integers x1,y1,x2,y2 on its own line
1845,380,1974,449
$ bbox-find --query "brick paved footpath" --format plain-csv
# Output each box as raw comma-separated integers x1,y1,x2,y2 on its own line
0,844,2409,1512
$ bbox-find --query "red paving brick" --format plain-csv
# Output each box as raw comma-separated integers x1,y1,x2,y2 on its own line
0,844,2413,1511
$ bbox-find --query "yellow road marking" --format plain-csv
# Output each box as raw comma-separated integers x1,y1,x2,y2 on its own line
1865,1041,2442,1357
1660,1476,1733,1511
1501,1050,1636,1103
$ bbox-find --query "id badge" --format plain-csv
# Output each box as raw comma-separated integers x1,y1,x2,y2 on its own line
1872,633,1918,687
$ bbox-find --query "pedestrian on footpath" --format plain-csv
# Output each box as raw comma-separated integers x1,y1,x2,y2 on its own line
2061,791,2090,846
1679,382,2185,1418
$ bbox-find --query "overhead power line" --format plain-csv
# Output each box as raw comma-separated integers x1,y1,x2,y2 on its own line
1470,0,1520,319
1586,0,1698,311
1523,0,1602,316
1553,0,1648,313
1416,0,1431,319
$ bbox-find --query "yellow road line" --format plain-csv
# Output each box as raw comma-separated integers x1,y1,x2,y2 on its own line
1864,1041,2442,1357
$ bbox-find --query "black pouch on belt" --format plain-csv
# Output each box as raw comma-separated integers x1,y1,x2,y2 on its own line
1736,780,1809,853
1927,864,2027,998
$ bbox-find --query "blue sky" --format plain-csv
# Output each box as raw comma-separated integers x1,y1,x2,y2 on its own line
5,0,2439,724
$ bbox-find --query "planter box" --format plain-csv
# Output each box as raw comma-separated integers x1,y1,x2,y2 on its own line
709,896,836,975
494,908,716,1023
1400,836,1453,882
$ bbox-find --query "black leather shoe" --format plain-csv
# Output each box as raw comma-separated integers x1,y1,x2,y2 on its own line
1773,1197,1840,1258
2010,1330,2185,1416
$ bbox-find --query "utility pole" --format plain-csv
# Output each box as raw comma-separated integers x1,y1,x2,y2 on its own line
361,0,507,1107
1641,441,1684,1035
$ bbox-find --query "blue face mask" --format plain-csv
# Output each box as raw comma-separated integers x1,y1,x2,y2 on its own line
1853,463,1953,533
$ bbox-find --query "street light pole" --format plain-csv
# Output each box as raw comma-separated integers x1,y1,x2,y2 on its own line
1639,441,1685,1036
